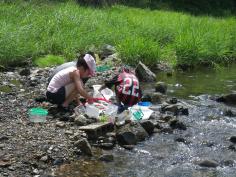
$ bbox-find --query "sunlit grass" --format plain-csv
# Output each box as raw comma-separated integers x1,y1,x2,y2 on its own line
0,0,235,68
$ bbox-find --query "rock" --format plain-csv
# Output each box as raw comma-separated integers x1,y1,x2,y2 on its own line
167,97,178,104
56,122,65,128
150,92,165,104
99,44,116,59
99,154,114,162
160,127,173,134
161,104,188,116
169,119,187,130
135,61,156,82
174,137,190,144
116,123,149,146
19,68,30,76
155,82,167,94
0,136,9,141
228,145,236,151
216,93,236,105
74,115,87,126
141,94,152,102
140,120,155,135
229,136,236,143
121,145,135,150
160,115,173,122
74,138,92,156
98,143,115,150
221,160,234,167
52,158,64,166
0,160,12,167
198,159,219,168
65,130,74,135
32,168,40,175
224,109,236,117
116,131,137,146
40,155,48,162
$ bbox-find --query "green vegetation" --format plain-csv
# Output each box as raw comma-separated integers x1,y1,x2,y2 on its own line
34,55,65,67
0,0,235,68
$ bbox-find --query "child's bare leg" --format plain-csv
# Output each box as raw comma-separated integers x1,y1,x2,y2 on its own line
62,89,77,107
62,83,77,107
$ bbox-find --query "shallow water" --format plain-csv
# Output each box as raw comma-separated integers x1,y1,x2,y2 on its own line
56,64,236,177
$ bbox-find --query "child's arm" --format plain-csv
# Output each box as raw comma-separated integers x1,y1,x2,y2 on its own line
71,70,93,103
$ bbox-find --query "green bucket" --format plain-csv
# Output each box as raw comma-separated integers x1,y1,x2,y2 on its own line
28,107,48,123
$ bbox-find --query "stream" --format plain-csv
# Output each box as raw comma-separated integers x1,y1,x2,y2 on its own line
55,64,236,177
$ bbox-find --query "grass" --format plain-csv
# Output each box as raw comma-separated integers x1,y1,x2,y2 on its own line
34,55,65,67
0,0,235,68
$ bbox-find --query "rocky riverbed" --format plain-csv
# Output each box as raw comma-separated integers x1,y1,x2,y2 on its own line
1,62,236,177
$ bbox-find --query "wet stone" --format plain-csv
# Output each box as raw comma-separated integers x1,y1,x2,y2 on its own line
99,154,114,162
169,119,187,130
74,138,92,156
229,136,236,143
198,160,219,168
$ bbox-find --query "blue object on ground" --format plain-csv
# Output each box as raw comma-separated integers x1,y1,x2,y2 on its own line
138,102,151,106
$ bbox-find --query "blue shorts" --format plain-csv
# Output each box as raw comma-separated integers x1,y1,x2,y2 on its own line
46,87,65,105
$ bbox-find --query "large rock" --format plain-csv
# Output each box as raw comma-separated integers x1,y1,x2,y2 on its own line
140,120,155,135
74,138,92,156
150,92,166,104
155,82,167,94
74,115,88,126
135,61,156,82
116,123,149,145
216,93,236,105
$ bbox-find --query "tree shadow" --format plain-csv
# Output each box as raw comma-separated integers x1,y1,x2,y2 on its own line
77,0,236,17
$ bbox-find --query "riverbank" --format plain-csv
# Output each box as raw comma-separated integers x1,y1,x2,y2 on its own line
1,60,236,176
0,0,236,68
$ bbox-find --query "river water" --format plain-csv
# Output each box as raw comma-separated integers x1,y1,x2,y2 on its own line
56,64,236,177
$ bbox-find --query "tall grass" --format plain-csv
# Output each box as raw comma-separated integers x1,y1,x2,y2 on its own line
0,0,235,67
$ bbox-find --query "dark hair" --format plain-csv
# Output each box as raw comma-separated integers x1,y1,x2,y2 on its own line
76,51,96,69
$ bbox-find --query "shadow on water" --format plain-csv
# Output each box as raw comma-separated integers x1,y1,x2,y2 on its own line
56,64,236,177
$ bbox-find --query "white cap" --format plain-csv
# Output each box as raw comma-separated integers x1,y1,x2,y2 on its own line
84,54,96,76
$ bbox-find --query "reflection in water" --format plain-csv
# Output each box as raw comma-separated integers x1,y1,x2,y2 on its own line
153,64,236,98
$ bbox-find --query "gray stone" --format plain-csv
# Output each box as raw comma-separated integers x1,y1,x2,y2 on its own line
56,122,65,128
150,92,165,104
19,68,31,76
169,119,187,130
216,93,236,105
230,136,236,143
79,122,114,140
155,82,167,94
74,115,87,126
140,120,155,135
74,138,92,156
198,160,219,168
135,61,156,82
99,154,114,162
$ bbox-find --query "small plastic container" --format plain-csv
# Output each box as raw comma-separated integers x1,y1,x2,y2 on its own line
85,104,100,119
138,101,152,107
28,108,48,123
101,88,113,100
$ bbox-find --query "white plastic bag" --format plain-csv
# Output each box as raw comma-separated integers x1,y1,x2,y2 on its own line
129,105,154,121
